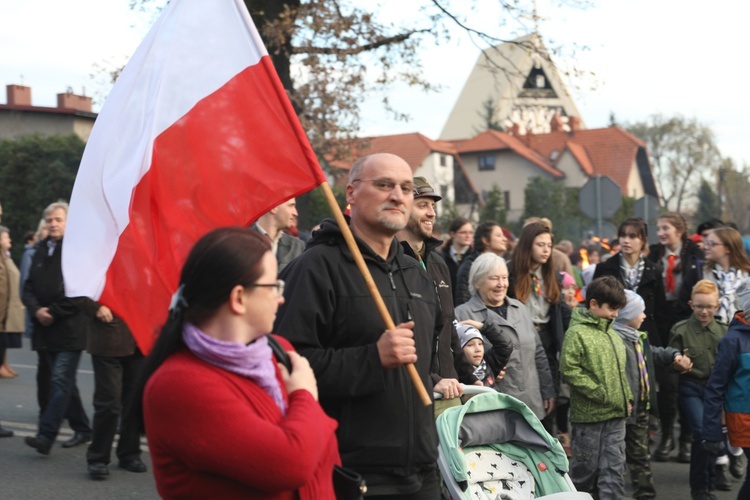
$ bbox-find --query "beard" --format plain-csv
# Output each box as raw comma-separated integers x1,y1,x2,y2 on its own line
376,202,408,232
406,215,432,240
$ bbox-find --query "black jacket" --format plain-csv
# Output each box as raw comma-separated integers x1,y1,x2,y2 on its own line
440,244,469,294
453,250,480,307
594,253,670,347
22,238,87,352
400,237,477,386
76,297,138,358
648,240,705,331
274,219,440,492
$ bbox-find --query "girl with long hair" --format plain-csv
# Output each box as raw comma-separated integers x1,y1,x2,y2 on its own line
133,227,339,499
594,217,668,348
508,222,568,437
647,212,704,463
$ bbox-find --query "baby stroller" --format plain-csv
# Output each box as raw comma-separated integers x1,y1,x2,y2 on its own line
436,388,592,499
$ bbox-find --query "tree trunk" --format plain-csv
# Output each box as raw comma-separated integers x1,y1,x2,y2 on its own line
245,0,300,113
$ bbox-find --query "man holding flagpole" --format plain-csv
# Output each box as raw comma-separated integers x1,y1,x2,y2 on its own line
275,153,442,498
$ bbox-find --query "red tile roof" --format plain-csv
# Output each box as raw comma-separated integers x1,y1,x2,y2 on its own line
522,127,645,190
455,130,564,178
326,126,649,198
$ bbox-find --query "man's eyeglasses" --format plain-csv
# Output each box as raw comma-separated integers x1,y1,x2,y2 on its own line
352,178,415,195
249,279,285,295
704,241,724,248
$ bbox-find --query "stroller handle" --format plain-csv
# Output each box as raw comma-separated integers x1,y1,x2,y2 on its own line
433,383,495,400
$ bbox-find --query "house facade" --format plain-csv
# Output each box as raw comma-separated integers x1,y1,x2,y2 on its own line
0,84,96,142
332,120,659,224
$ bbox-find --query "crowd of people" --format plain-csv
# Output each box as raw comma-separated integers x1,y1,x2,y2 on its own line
1,152,750,500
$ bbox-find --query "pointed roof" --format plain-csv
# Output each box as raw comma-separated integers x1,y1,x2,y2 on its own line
440,34,585,140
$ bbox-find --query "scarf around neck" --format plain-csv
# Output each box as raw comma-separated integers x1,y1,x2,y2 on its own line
182,322,287,415
612,321,650,401
612,321,639,343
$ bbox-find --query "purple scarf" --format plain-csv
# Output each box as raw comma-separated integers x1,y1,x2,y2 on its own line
182,322,287,415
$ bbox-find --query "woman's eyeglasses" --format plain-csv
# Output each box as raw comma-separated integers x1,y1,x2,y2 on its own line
249,279,285,295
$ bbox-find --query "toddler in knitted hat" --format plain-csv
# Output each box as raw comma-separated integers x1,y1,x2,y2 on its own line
560,271,579,309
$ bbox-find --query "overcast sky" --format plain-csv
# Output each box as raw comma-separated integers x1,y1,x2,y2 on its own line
1,0,748,165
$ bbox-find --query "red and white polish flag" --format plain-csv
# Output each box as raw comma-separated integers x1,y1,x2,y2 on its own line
63,0,325,354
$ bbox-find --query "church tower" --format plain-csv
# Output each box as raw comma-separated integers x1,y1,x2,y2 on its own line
439,33,585,140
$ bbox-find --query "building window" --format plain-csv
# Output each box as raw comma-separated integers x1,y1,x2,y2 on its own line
478,155,495,171
504,191,511,210
441,185,448,199
439,154,447,167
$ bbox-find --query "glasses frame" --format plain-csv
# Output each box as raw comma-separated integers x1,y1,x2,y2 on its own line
691,304,718,311
248,279,285,295
704,240,725,248
352,178,415,195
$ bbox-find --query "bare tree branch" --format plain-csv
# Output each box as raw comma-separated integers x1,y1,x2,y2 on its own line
291,29,432,55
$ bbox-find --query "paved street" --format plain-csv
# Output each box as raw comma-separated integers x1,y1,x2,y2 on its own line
0,342,745,499
0,343,158,499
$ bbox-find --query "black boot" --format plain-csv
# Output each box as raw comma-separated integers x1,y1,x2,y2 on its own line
654,423,675,462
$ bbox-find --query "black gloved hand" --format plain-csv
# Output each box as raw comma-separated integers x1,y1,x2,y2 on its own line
702,440,725,455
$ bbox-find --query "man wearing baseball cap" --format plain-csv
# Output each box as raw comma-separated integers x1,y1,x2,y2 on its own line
397,177,476,417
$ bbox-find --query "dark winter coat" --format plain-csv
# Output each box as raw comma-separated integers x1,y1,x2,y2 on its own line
274,219,441,493
453,250,480,307
648,239,705,329
22,238,87,352
400,237,476,385
703,313,750,446
76,298,138,358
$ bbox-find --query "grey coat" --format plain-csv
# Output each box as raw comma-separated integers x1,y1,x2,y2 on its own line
277,232,305,273
455,294,556,419
251,223,304,273
618,328,679,424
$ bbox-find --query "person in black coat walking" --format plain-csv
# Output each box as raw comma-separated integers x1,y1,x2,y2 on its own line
21,202,91,455
77,297,147,478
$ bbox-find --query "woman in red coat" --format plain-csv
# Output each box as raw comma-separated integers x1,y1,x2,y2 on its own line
135,227,340,499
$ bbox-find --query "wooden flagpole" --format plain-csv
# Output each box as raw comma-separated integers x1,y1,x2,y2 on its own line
318,181,431,406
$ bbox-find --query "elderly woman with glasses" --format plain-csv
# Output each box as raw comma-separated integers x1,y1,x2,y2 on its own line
454,252,555,420
134,227,340,499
